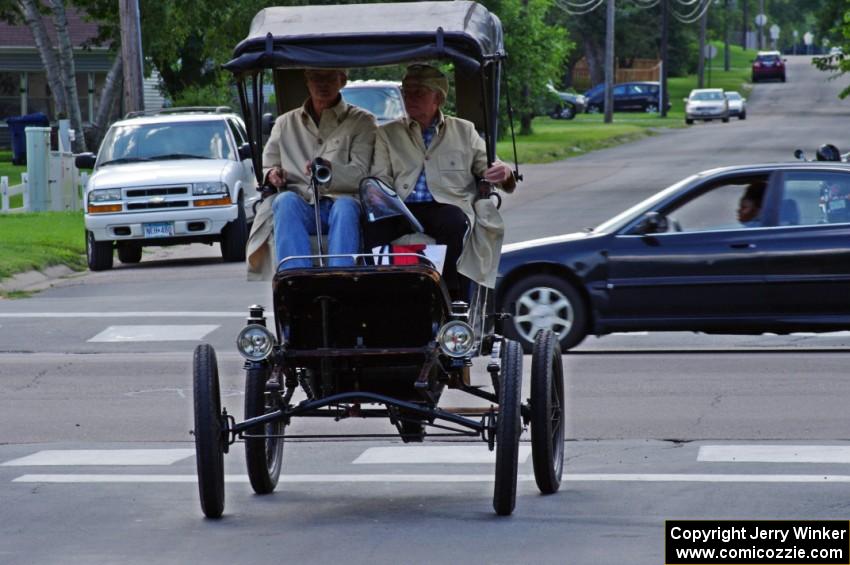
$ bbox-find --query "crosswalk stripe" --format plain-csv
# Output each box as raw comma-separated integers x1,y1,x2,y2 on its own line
353,446,532,464
1,449,195,466
88,325,219,342
14,473,850,484
698,445,850,463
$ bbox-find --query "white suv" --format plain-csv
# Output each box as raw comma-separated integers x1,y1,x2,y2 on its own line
79,107,259,270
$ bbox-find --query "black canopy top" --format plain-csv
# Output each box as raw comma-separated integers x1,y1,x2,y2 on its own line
224,1,504,74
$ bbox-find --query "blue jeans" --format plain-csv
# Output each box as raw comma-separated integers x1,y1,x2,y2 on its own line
272,191,361,270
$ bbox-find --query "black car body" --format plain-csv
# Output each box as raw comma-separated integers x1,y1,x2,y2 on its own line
584,81,668,113
496,163,850,352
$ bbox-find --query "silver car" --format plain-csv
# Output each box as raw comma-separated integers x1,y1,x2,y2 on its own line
725,91,747,120
684,88,730,124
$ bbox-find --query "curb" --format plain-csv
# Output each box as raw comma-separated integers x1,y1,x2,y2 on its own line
0,265,83,294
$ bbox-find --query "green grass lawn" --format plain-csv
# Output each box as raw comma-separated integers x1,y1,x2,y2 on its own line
498,43,755,164
0,150,26,209
0,211,85,282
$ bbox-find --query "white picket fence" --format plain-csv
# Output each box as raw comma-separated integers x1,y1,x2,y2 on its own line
1,162,87,214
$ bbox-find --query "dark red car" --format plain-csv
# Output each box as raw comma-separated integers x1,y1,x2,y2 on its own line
752,51,786,82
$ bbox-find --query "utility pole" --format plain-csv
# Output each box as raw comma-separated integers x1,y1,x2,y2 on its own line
742,0,749,49
724,0,730,71
758,0,765,50
119,0,144,114
698,4,707,88
660,0,669,118
604,0,615,124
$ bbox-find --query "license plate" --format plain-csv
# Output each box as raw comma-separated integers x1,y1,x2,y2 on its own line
143,222,175,238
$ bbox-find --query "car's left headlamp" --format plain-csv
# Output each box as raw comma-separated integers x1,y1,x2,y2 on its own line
193,181,228,195
437,320,475,358
236,324,277,361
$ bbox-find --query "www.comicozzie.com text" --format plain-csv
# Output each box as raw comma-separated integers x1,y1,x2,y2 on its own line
670,524,848,544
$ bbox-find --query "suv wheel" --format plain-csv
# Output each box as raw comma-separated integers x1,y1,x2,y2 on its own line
117,243,142,264
644,103,659,113
221,195,247,262
86,231,114,271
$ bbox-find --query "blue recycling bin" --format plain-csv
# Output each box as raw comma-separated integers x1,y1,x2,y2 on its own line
5,112,49,165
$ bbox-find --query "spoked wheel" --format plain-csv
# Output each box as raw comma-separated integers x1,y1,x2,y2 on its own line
244,364,284,494
493,339,523,516
530,329,565,494
193,344,226,519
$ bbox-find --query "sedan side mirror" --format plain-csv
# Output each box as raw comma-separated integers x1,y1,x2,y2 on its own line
637,211,669,234
75,152,96,169
238,143,252,161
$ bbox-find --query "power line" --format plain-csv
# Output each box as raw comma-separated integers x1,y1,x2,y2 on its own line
554,0,605,15
671,0,711,24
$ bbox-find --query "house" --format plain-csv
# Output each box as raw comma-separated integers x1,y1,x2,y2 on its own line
0,7,165,149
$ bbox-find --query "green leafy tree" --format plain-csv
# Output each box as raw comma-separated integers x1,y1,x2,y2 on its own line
813,2,850,99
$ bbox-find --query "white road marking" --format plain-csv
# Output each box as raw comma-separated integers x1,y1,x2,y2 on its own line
1,449,195,467
353,445,531,464
0,312,244,318
609,332,650,336
698,445,850,464
14,473,850,484
88,325,219,342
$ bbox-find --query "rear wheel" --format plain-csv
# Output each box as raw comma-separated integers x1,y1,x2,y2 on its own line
644,102,659,113
244,364,284,494
530,329,565,494
86,230,113,271
193,344,226,518
117,243,142,264
739,112,747,120
221,195,247,262
502,273,587,354
493,339,523,516
722,116,730,123
685,118,694,125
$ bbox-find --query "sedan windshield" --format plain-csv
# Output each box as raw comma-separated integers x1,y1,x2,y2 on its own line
342,87,405,121
691,92,724,101
97,121,234,166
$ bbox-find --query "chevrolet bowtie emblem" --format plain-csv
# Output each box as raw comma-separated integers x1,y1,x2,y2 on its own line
149,196,165,204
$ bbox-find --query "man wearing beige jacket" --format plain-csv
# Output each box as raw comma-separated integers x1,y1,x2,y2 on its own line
247,68,376,277
368,64,516,298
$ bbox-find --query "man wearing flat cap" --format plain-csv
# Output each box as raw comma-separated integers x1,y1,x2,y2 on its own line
369,64,517,298
247,68,376,277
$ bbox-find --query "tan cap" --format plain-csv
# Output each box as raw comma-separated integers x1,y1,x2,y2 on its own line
402,64,448,98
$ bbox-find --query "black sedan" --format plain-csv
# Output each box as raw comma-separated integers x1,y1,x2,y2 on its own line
496,163,850,352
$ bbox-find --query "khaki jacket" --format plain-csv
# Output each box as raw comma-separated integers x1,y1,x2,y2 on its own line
370,113,515,288
247,97,377,279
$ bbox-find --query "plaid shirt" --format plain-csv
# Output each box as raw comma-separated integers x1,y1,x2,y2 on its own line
404,120,438,203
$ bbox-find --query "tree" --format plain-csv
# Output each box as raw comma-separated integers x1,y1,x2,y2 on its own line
812,3,850,99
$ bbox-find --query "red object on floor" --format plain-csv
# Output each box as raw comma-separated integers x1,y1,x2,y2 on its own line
392,244,426,265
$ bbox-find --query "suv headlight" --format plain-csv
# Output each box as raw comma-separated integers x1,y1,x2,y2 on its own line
236,324,277,361
89,188,122,202
193,181,228,195
437,320,475,358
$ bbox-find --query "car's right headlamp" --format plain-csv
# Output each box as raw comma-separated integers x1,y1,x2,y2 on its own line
236,324,277,361
437,320,475,358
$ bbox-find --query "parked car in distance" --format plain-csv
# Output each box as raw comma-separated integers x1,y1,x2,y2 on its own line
752,50,786,82
684,88,729,124
724,91,747,120
496,162,850,352
77,107,258,271
583,81,668,114
547,85,586,119
341,80,405,125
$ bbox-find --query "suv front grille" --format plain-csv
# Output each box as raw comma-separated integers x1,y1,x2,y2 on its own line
126,187,188,197
127,201,189,210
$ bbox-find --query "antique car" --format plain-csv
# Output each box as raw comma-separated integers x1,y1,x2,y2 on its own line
191,1,565,519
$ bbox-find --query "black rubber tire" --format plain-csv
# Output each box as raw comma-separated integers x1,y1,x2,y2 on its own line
502,273,588,354
400,420,425,443
117,243,142,264
220,195,247,262
739,112,747,120
722,117,730,123
530,329,565,495
86,230,113,271
493,339,523,516
193,344,226,519
244,364,284,494
685,118,694,125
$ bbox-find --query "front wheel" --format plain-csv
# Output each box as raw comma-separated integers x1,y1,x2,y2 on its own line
739,112,747,120
244,364,284,494
644,103,659,113
86,231,113,271
722,117,730,123
493,339,523,516
502,274,588,354
530,329,565,494
685,118,694,125
193,344,226,518
221,195,247,262
117,243,142,264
